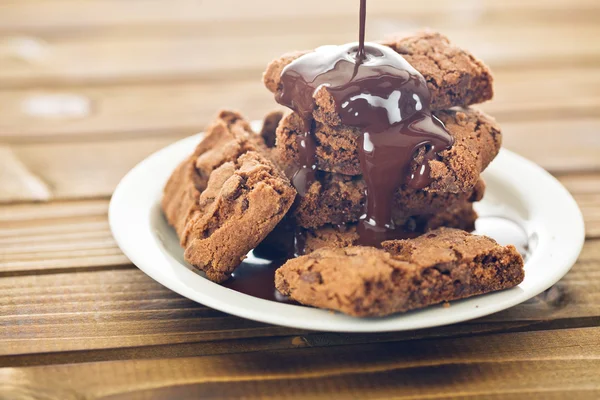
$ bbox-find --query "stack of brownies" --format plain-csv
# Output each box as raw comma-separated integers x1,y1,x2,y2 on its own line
262,32,500,252
161,31,524,316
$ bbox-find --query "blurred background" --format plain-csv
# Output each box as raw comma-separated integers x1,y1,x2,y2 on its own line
0,0,598,204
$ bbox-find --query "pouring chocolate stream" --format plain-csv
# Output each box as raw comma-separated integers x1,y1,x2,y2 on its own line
275,0,454,246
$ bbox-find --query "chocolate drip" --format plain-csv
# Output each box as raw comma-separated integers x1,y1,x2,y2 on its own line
290,120,317,196
222,250,295,303
275,0,453,246
356,0,367,61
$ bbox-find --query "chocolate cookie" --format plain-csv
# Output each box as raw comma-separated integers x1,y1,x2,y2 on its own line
162,110,268,239
264,31,493,116
299,201,478,254
277,108,500,191
275,228,524,317
193,110,269,191
183,151,296,282
292,173,485,229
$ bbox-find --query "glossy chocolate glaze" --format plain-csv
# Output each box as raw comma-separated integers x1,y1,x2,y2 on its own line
275,0,453,246
221,250,294,303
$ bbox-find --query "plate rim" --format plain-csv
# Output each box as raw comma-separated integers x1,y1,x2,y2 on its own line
109,131,585,332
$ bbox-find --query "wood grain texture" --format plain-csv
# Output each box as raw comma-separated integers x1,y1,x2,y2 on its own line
501,119,600,172
1,327,599,399
1,0,598,34
0,146,50,202
1,24,599,88
0,200,128,272
6,135,190,202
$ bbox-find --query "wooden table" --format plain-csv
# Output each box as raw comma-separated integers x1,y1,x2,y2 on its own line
1,1,599,398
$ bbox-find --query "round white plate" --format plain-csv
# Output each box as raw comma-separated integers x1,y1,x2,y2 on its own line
109,127,585,332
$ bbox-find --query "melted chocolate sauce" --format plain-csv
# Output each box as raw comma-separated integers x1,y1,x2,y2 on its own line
275,0,453,246
221,250,295,303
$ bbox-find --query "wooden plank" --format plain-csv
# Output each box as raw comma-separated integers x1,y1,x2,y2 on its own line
481,67,600,120
1,67,599,142
1,0,598,33
501,118,600,173
0,198,108,222
0,269,298,355
0,327,599,398
0,146,50,202
0,200,130,272
558,173,600,241
0,81,279,142
1,238,598,356
1,25,599,88
557,173,600,195
1,134,190,202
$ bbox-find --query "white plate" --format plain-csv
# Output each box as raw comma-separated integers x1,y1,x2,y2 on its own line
109,126,585,332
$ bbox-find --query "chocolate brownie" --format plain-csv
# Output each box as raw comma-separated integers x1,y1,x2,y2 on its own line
193,110,269,191
162,110,268,239
275,228,524,317
300,201,478,254
161,154,203,239
182,151,296,282
264,31,493,117
277,108,501,191
293,173,485,228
